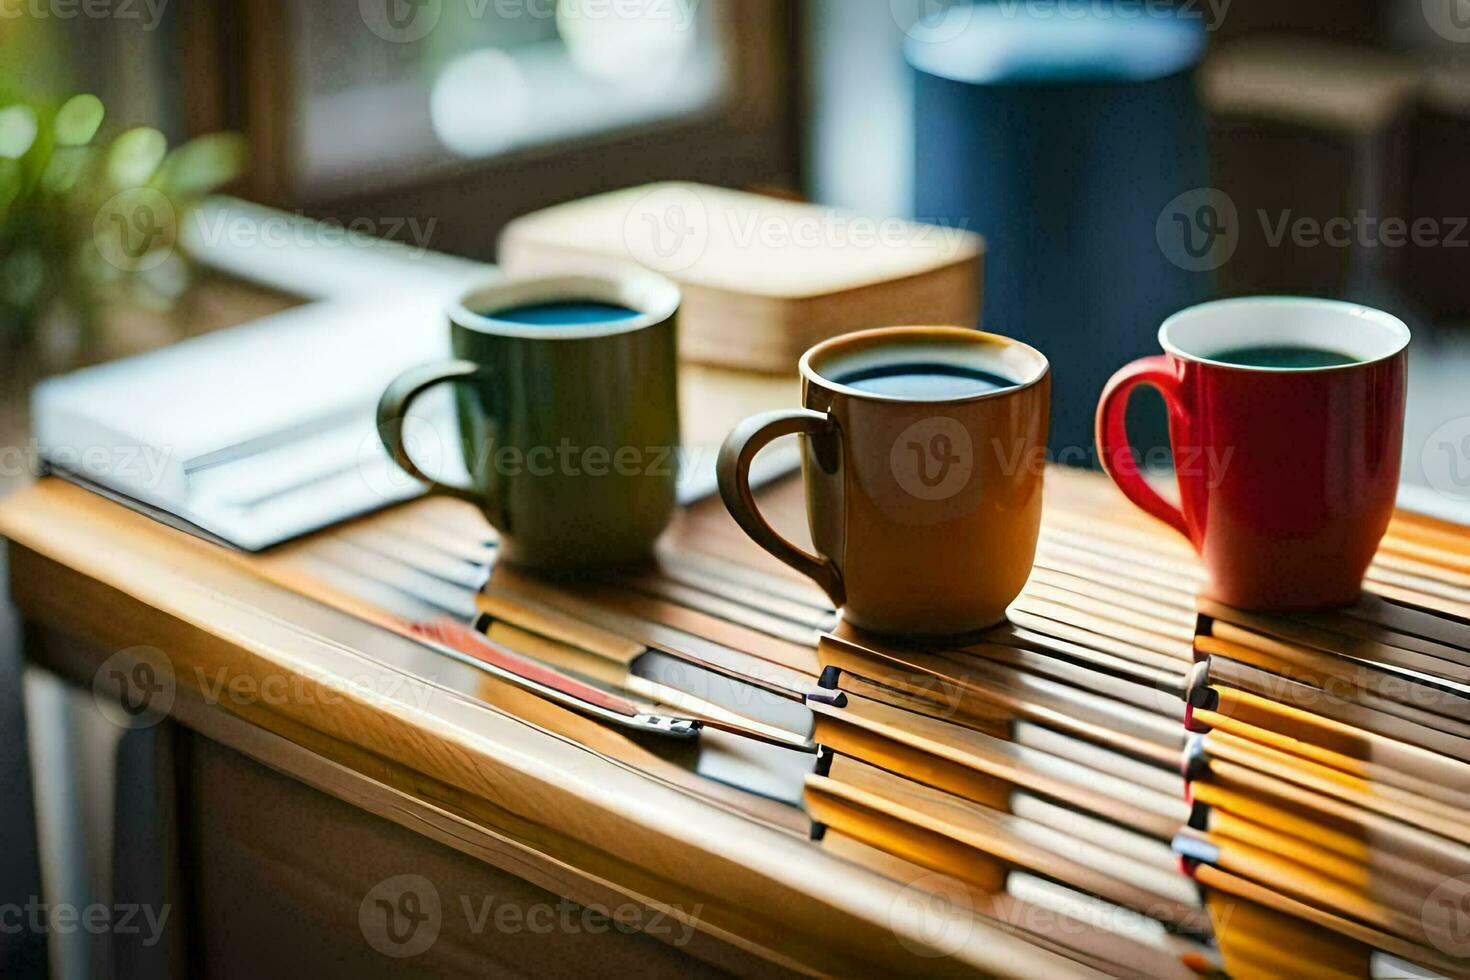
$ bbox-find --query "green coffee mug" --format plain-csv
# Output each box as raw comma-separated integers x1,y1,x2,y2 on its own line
377,273,681,570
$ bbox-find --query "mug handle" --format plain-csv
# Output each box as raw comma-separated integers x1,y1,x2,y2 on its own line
377,359,495,509
717,409,845,606
1095,355,1191,540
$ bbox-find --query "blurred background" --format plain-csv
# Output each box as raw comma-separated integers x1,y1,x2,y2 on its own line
5,0,1470,461
3,1,1470,975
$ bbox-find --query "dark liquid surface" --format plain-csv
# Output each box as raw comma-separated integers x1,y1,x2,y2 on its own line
483,300,641,326
1208,344,1359,368
833,362,1018,398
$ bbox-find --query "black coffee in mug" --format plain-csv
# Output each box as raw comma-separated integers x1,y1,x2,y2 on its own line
1208,344,1359,369
484,300,641,326
834,361,1018,398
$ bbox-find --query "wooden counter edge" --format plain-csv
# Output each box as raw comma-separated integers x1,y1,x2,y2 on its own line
0,480,1098,979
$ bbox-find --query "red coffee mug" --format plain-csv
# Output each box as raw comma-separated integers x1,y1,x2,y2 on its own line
1096,297,1409,610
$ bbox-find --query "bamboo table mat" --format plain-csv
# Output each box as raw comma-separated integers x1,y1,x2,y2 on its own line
239,464,1470,689
223,463,1470,978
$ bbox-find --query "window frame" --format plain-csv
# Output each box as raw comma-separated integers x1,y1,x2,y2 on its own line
182,0,799,260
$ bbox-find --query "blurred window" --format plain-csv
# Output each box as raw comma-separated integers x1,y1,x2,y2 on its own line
291,0,728,196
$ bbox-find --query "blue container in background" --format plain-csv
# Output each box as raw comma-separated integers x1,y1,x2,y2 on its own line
909,4,1213,461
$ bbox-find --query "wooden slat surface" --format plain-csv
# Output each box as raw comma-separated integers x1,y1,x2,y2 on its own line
7,458,1470,978
0,478,1095,979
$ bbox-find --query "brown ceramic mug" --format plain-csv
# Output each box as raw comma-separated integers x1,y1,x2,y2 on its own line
718,326,1050,637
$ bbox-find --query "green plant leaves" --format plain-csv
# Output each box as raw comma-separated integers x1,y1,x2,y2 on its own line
156,132,247,198
1,89,245,357
54,93,104,147
0,105,38,160
106,126,166,188
40,144,90,193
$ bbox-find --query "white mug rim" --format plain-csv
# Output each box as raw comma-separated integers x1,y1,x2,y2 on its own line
1158,296,1410,372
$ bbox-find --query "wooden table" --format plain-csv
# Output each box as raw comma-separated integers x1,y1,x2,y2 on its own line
0,476,1095,979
